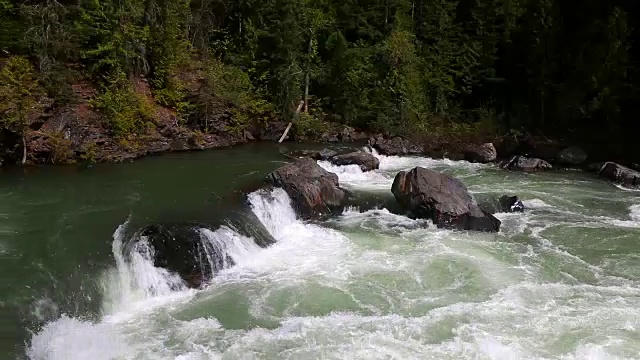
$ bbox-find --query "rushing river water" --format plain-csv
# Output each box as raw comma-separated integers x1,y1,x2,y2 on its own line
2,144,640,359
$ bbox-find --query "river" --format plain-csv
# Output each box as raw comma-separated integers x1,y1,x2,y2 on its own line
1,144,639,359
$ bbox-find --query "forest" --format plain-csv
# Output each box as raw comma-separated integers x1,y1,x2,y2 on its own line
1,0,639,163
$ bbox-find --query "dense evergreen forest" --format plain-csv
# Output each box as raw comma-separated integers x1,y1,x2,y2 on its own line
1,0,639,163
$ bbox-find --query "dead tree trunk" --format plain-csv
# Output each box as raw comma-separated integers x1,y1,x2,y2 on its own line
21,132,27,165
304,36,312,113
278,100,305,144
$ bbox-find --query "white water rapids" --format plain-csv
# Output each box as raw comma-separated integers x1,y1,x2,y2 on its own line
27,150,640,359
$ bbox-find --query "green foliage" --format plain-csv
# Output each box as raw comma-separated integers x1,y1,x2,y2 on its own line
0,56,40,131
2,0,640,157
79,141,98,162
295,111,329,137
0,0,27,53
21,0,79,72
91,74,154,136
153,79,191,120
195,58,273,133
146,0,191,89
76,0,150,81
47,132,76,164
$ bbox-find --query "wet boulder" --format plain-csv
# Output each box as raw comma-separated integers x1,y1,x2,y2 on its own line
499,195,524,213
557,146,588,166
502,155,552,172
369,136,424,156
318,148,338,160
585,162,605,173
284,148,337,161
391,167,501,232
266,157,347,219
464,143,497,163
330,151,380,172
126,223,274,288
598,162,640,187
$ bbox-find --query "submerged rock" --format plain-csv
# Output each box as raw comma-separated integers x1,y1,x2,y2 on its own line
391,167,501,232
284,149,337,161
557,146,588,166
464,143,497,163
499,195,525,213
266,157,347,219
502,155,552,172
330,151,380,172
584,161,605,173
127,222,274,288
598,162,640,187
318,148,338,160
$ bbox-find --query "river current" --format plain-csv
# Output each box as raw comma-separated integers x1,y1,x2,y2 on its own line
2,145,640,359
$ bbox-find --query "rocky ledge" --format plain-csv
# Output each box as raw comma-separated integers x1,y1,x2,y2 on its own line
265,157,348,219
598,162,640,187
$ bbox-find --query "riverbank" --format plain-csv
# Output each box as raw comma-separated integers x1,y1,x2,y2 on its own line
4,75,377,166
0,70,569,167
3,74,634,174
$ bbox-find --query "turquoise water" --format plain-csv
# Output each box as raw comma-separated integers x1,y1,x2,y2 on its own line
2,145,640,359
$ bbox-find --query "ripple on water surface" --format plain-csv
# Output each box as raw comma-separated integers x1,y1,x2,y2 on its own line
26,153,640,360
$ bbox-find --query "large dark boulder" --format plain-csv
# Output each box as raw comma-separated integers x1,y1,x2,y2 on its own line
266,157,347,219
391,167,501,232
330,151,380,172
502,155,552,172
126,223,275,288
598,162,640,187
464,143,497,163
557,146,588,166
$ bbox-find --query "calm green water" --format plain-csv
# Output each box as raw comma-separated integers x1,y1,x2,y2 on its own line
1,144,640,359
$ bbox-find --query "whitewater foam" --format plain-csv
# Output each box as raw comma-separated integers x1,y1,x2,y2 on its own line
338,207,429,233
26,154,640,360
27,315,130,360
628,204,640,222
368,147,488,173
217,188,351,280
317,160,391,190
100,221,189,316
317,148,489,191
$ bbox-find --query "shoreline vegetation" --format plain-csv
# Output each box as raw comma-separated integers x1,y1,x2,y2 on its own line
1,0,639,168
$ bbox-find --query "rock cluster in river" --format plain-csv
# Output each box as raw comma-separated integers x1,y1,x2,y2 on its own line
267,152,505,234
285,149,380,172
137,150,530,289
